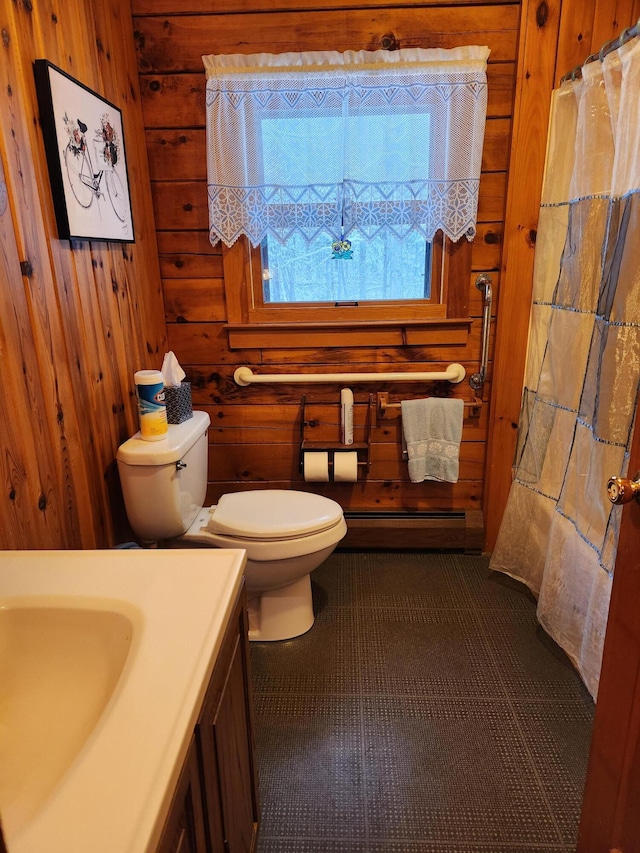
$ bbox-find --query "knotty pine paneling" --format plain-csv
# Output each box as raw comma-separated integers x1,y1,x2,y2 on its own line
205,479,482,510
202,400,490,446
209,440,486,485
133,0,513,525
0,0,166,549
133,7,520,72
132,0,516,14
1,0,626,551
167,322,492,366
555,0,640,86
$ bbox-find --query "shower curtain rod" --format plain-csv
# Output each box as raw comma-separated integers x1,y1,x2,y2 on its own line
560,17,640,83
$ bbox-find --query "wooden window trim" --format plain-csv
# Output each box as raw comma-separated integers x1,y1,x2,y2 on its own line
221,234,472,349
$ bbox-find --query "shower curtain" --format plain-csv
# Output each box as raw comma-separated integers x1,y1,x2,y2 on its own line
490,36,640,698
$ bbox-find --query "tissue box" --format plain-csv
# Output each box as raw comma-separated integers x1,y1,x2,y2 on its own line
164,382,193,424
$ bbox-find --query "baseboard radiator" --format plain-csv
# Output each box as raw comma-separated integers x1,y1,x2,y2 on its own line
339,510,484,554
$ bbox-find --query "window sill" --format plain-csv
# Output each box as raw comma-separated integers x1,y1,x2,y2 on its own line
224,318,471,349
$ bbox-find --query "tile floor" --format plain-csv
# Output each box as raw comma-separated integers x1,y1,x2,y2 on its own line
250,551,594,853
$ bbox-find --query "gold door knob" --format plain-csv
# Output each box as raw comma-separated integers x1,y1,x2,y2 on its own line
607,474,640,505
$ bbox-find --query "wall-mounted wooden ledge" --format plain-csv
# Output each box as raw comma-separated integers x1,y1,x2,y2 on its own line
225,318,472,349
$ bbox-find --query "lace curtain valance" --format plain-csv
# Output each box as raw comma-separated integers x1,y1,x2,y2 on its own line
203,46,490,248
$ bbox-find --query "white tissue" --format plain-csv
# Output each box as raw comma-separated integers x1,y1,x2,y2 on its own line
161,351,186,387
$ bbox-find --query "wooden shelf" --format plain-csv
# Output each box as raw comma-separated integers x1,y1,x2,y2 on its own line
301,441,369,452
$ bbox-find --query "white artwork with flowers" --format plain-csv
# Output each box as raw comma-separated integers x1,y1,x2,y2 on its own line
34,60,134,242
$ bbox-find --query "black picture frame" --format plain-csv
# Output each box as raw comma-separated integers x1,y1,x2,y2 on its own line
33,60,135,242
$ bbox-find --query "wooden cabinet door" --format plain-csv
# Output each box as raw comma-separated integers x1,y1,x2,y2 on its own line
213,635,257,852
157,737,207,853
198,595,258,853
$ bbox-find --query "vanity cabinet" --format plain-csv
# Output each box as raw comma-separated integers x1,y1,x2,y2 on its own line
158,586,259,853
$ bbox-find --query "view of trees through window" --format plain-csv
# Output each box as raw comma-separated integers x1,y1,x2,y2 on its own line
261,230,432,304
260,111,433,305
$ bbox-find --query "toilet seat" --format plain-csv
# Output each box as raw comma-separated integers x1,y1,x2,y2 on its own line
207,490,344,540
200,519,347,562
181,489,347,562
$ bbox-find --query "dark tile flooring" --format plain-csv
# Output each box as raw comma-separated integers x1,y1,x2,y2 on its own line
250,551,594,853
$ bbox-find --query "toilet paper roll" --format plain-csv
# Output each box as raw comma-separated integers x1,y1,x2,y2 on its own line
333,451,358,482
303,451,330,482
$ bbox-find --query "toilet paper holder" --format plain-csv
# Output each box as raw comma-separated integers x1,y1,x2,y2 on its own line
298,394,374,477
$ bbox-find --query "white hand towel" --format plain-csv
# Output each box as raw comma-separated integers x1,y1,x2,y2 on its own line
401,398,464,483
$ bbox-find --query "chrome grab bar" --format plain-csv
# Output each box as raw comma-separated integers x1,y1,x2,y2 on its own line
470,274,492,391
234,363,467,386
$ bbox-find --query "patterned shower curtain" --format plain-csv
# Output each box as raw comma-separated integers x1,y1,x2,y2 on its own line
490,37,640,698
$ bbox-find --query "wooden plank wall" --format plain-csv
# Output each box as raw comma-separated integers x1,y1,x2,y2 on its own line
0,0,166,550
3,0,635,552
132,0,517,537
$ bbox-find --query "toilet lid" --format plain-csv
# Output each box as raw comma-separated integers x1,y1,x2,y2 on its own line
207,490,344,540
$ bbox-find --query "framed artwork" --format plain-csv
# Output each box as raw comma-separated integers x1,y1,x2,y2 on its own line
33,60,135,242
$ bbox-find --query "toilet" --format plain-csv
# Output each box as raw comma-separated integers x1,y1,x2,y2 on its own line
116,410,347,641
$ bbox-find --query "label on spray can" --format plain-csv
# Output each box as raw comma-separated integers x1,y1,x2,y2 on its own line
134,370,168,441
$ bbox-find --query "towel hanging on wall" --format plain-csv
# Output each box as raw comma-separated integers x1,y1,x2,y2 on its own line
401,398,464,483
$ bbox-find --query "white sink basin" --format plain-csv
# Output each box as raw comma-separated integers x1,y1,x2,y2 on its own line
0,548,247,853
0,598,137,836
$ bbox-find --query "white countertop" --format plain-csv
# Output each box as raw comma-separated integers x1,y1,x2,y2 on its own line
0,548,247,853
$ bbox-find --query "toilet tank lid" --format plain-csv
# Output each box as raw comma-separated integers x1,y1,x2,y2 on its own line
116,410,211,465
208,490,344,539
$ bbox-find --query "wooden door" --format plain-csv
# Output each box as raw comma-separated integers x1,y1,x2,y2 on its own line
577,395,640,850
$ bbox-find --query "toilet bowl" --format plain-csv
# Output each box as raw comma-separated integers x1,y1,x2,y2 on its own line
116,411,347,641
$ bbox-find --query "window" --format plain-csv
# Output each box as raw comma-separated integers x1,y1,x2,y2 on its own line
258,108,437,307
204,46,489,345
261,230,436,305
221,232,472,350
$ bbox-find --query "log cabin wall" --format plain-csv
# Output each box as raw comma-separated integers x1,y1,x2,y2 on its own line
132,0,517,551
1,0,634,553
132,0,640,551
0,0,166,550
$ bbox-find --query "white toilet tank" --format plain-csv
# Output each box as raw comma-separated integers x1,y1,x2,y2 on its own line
116,410,211,542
